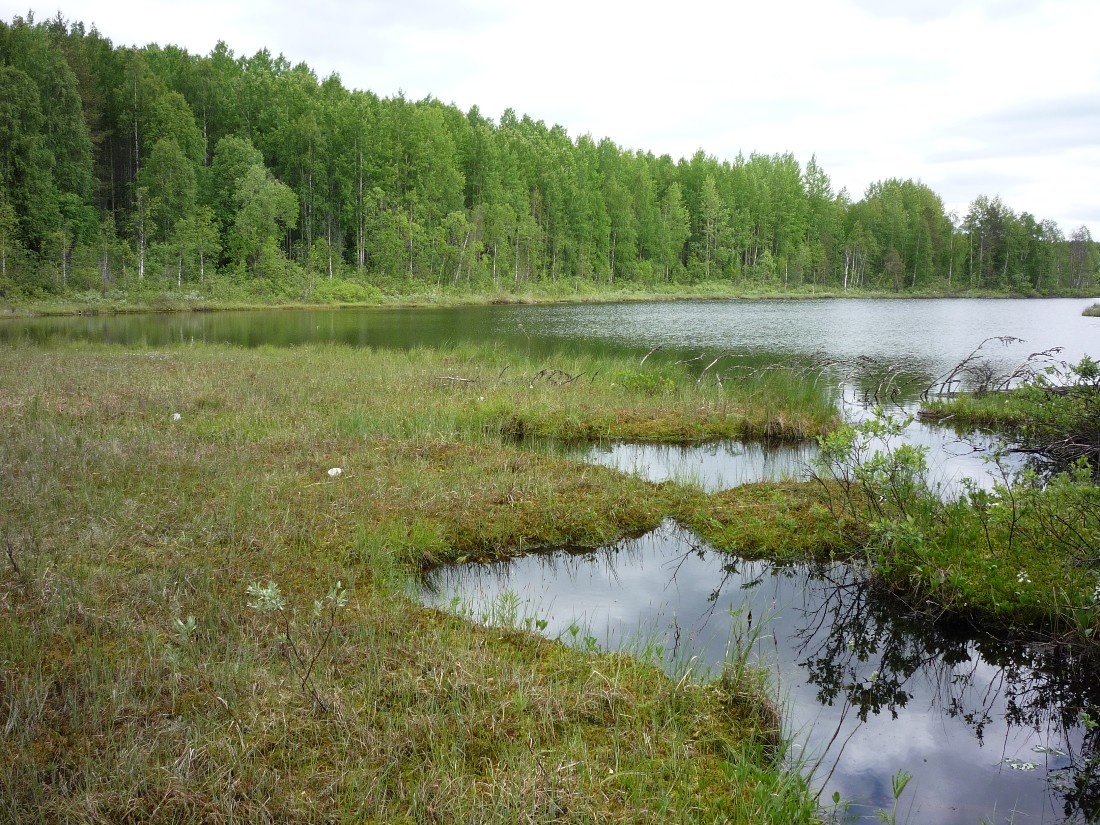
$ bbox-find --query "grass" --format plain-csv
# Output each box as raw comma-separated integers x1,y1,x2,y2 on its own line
1084,302,1100,317
0,341,826,823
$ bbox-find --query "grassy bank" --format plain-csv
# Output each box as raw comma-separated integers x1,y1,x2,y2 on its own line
0,341,826,823
3,277,1094,319
795,404,1100,648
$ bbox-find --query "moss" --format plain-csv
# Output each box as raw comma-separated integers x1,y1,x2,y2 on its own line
0,340,820,823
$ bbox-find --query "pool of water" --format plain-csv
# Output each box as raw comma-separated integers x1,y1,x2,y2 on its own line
422,522,1100,824
579,405,1018,497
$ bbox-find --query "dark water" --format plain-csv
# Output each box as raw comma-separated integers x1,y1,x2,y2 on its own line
423,523,1100,824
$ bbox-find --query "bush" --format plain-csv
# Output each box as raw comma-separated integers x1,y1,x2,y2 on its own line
308,277,383,304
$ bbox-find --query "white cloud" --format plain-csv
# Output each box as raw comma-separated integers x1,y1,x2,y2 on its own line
6,0,1100,232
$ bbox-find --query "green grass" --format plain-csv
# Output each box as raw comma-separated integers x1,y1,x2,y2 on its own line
1084,302,1100,317
0,341,825,823
919,391,1032,429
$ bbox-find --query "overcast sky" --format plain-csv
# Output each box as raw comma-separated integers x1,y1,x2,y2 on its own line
8,0,1100,235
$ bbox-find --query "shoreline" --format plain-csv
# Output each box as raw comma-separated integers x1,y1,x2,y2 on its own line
4,282,1098,321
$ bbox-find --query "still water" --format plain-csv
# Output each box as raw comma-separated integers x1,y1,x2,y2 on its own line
7,297,1100,820
423,523,1100,824
5,298,1099,389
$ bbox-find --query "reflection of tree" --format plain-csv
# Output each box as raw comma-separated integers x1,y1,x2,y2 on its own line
771,567,1100,823
427,528,1100,823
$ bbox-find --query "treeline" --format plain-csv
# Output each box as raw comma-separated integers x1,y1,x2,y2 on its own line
1,12,1097,302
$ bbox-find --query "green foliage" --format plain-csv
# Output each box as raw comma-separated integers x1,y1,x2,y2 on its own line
876,769,913,825
812,405,1100,639
812,411,933,532
232,164,298,275
617,368,677,396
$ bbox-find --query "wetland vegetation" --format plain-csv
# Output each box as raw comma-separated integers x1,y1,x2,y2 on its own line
3,7,1100,814
1,341,840,823
4,322,1100,821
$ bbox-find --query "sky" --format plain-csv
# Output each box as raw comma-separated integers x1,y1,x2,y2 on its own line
7,0,1100,235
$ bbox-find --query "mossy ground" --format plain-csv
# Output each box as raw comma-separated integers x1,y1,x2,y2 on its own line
0,342,826,823
8,337,1092,821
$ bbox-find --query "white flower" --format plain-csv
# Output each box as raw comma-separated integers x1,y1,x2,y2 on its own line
171,412,182,421
1017,571,1031,584
327,467,343,478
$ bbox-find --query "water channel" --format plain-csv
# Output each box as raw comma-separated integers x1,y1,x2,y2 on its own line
6,297,1100,821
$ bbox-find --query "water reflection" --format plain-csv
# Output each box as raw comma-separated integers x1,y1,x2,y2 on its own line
422,522,1100,824
582,439,815,490
6,299,1098,403
575,422,1015,497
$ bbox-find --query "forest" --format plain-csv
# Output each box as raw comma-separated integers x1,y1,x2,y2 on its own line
1,12,1097,304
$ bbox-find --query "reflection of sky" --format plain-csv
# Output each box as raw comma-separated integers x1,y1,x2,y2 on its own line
582,440,815,491
422,523,1089,824
7,299,1098,381
519,297,1100,381
577,418,1016,498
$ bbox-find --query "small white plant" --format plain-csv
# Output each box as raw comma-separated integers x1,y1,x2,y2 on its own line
1032,745,1067,757
327,467,343,478
313,580,349,618
246,580,286,612
1016,570,1031,584
171,412,182,421
173,614,197,640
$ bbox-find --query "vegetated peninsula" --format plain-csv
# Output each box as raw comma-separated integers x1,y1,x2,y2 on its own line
1,12,1097,314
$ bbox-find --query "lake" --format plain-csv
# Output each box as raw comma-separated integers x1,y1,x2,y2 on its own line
6,299,1099,391
6,296,1100,820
